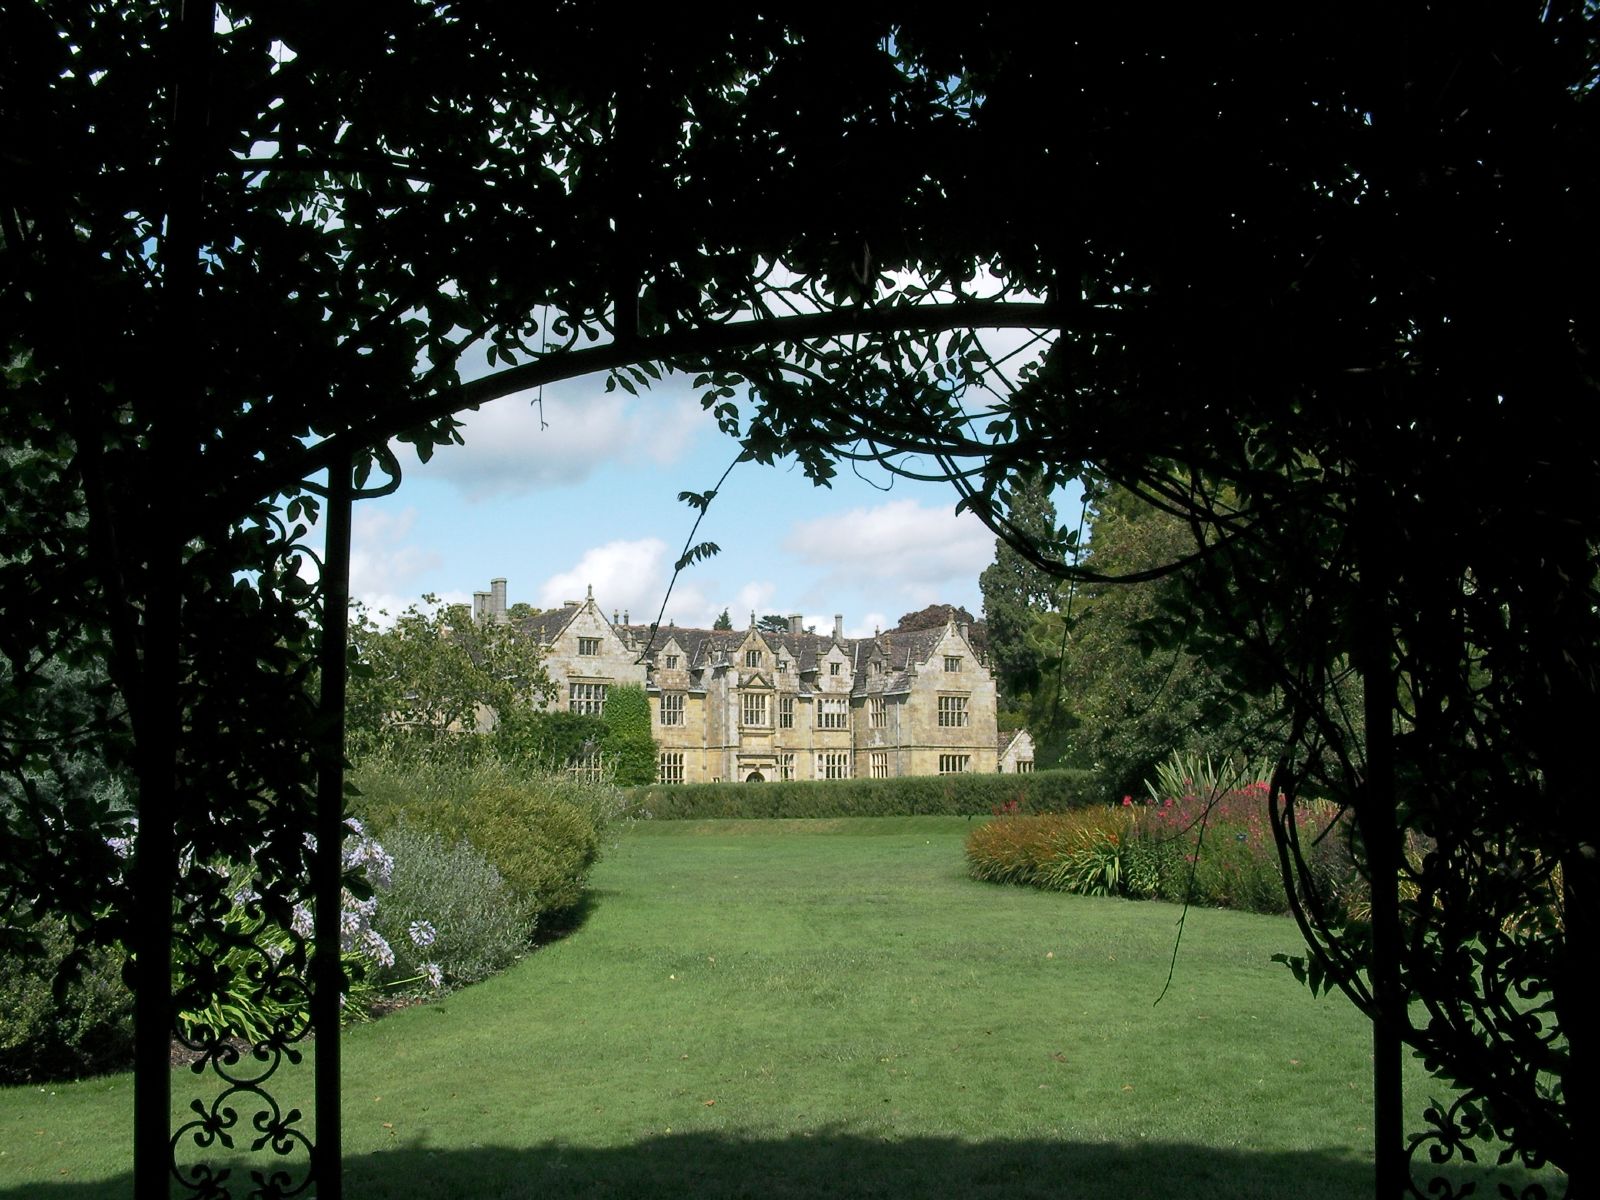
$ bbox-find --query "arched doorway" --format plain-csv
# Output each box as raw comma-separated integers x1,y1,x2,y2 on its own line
745,771,765,783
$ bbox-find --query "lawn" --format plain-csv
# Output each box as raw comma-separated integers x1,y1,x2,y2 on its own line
0,817,1558,1198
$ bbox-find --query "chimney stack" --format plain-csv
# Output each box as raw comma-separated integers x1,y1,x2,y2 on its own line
789,613,804,636
833,614,844,641
473,591,490,623
958,620,970,642
490,578,508,624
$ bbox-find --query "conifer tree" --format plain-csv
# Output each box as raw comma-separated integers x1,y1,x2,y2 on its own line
978,471,1061,705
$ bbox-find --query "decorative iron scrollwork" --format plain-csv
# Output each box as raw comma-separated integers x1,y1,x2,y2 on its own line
170,867,317,1198
1405,1092,1554,1200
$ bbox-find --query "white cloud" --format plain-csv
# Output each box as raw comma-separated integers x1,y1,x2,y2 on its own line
399,374,713,500
347,507,442,608
533,540,792,635
660,580,715,630
784,498,992,611
354,590,473,629
795,611,888,639
849,612,890,639
731,581,777,625
537,538,673,620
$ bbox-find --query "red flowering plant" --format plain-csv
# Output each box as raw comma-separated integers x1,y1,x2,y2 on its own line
1129,753,1357,915
966,750,1357,918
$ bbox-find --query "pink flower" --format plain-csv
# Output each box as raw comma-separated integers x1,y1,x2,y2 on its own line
1122,796,1133,806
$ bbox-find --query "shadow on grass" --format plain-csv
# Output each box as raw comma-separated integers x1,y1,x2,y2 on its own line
4,1129,1549,1200
532,885,611,946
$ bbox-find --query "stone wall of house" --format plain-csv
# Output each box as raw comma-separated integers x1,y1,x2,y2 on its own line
891,624,998,776
535,598,647,710
504,586,1007,783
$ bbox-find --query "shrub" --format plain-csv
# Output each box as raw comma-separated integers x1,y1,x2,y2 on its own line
351,754,604,927
370,825,530,988
967,777,1355,921
634,769,1093,820
965,808,1130,888
492,709,608,775
0,915,133,1084
409,784,600,921
172,821,443,1041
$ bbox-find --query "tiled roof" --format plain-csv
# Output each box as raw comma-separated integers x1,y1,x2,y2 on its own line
517,603,583,644
600,615,984,696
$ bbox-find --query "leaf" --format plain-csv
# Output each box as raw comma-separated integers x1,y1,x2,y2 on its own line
674,541,721,571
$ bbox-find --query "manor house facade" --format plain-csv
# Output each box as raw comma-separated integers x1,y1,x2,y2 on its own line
478,581,1026,783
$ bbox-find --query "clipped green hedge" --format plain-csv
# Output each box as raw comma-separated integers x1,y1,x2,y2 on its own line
631,769,1092,820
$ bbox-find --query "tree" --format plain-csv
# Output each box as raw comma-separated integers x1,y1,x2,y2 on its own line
892,604,974,633
757,614,790,634
712,609,734,631
1048,481,1285,800
978,470,1061,705
345,599,555,763
492,710,607,776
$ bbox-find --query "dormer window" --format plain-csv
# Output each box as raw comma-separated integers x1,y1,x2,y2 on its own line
829,661,841,676
745,648,762,668
777,659,788,673
578,637,602,656
666,654,679,669
944,655,962,672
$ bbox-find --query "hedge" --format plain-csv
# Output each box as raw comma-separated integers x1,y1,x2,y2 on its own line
630,769,1092,820
350,754,607,931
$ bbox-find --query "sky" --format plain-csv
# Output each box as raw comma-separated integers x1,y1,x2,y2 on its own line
339,369,1030,638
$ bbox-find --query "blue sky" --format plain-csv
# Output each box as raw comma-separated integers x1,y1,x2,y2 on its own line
344,369,1023,637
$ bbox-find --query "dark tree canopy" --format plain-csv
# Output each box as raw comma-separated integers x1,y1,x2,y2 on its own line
891,604,975,633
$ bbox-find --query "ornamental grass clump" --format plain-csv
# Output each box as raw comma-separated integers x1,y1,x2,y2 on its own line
965,807,1133,889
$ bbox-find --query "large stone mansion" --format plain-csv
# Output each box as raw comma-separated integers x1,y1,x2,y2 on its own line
472,580,1033,783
